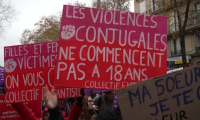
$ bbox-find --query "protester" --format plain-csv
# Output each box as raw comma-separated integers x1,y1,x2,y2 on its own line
93,91,122,120
93,91,115,112
57,98,71,117
11,86,84,120
68,98,76,108
95,111,118,120
79,95,98,120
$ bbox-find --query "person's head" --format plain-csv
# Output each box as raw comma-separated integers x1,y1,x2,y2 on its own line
83,95,93,110
79,95,93,120
57,98,71,117
42,106,49,120
95,111,118,120
104,91,115,100
57,98,67,109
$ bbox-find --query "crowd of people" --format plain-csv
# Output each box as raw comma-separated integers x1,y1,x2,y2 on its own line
0,67,122,120
4,86,122,120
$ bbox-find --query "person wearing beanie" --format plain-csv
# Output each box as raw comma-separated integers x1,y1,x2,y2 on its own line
95,111,118,120
93,91,122,120
93,91,115,112
57,98,71,118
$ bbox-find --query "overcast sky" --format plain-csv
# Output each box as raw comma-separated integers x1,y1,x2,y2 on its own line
0,0,134,66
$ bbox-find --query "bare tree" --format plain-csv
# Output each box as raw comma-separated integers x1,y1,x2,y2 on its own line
68,1,88,7
164,0,193,67
20,13,61,44
0,0,16,35
173,0,191,67
92,0,130,11
151,0,196,67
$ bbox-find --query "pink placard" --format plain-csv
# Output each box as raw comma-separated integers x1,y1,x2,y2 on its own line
4,41,81,103
54,5,167,90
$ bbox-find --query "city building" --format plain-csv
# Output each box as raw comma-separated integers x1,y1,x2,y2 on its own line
134,0,200,69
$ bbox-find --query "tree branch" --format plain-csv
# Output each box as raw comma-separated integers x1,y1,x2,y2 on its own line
173,0,182,33
182,0,191,31
0,0,16,35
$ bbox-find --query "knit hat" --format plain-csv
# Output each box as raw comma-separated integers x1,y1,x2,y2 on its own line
95,111,118,120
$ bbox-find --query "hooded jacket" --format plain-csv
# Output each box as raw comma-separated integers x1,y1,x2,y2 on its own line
11,101,82,120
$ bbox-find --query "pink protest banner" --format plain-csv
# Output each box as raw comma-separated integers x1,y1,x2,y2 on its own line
4,41,81,103
0,94,42,119
54,5,167,90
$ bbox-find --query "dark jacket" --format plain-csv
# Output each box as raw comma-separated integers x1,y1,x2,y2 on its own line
93,95,122,120
93,95,113,112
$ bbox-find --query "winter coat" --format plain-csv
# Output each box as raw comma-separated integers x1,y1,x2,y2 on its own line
93,95,113,112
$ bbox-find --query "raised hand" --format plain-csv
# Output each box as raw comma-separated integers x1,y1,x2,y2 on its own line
4,58,17,73
93,105,99,111
43,85,57,109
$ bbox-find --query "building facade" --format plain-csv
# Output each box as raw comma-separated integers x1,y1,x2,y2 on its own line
134,0,200,69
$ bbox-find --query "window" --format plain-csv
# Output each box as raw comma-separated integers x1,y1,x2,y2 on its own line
169,12,178,32
171,38,181,55
197,34,200,45
169,12,175,32
197,34,200,51
140,1,146,13
151,0,158,11
196,3,200,24
151,0,163,12
197,3,200,12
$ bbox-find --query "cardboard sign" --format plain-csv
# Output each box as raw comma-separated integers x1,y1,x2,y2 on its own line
0,94,42,119
4,41,81,103
54,5,167,90
0,67,4,89
116,65,200,120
